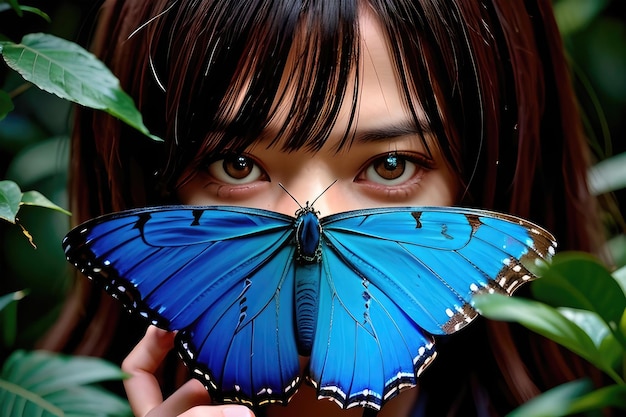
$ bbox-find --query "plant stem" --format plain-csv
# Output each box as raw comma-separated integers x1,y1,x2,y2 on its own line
8,82,32,99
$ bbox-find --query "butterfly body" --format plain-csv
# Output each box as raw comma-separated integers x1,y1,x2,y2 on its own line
63,205,556,411
295,206,323,263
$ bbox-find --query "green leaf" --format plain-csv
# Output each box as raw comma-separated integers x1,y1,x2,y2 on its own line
16,6,51,22
0,0,23,16
532,252,626,345
0,3,50,20
46,385,132,416
620,309,626,351
553,0,610,36
0,290,27,312
597,332,625,373
557,307,610,346
473,293,621,381
0,89,14,120
506,379,594,417
0,301,18,348
0,181,70,224
0,350,132,417
0,33,162,142
614,265,626,293
567,384,626,414
0,379,64,417
0,290,27,348
20,190,71,216
558,307,624,371
588,152,626,195
0,180,21,223
2,351,129,394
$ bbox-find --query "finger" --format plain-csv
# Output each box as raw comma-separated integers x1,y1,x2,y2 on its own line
179,404,256,417
122,326,176,417
146,378,254,417
148,378,212,416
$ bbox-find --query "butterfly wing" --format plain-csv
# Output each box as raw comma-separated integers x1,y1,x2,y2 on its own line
63,204,557,411
308,247,437,410
62,206,302,406
308,206,556,409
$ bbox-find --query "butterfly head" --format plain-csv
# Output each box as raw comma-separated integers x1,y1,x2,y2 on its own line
278,181,335,264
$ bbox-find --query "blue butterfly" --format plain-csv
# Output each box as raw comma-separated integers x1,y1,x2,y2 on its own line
62,204,556,412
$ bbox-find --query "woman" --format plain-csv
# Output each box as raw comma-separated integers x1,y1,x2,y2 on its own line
41,0,604,416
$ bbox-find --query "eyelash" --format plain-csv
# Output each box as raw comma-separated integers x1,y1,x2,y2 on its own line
203,153,268,184
358,152,435,183
201,151,434,189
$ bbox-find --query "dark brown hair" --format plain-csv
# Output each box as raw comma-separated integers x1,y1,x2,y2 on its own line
40,0,604,415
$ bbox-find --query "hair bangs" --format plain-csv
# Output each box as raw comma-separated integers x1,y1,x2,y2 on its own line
135,0,517,201
368,1,483,185
144,0,364,186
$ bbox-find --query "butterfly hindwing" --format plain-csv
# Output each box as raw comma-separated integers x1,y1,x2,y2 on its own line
309,246,436,410
181,243,301,406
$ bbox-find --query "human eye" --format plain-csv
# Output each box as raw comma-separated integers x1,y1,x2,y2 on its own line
357,152,434,187
206,153,268,184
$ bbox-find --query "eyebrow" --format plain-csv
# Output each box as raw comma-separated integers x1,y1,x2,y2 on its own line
353,119,431,143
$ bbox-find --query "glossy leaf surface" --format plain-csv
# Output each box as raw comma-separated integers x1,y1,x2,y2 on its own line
0,33,160,141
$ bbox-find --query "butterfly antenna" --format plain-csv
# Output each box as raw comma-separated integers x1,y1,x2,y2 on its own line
278,180,337,208
278,183,303,209
310,179,337,207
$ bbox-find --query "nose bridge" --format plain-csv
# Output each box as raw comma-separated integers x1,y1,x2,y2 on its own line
273,168,337,216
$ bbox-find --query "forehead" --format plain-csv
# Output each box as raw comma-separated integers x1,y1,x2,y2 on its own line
251,9,424,151
350,11,420,132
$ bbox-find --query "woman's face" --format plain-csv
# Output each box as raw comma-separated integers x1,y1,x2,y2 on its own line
178,12,458,215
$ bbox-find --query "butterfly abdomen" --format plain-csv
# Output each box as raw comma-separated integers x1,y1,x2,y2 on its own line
295,263,321,355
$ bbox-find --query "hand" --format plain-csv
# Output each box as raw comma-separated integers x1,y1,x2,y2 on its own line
122,326,255,417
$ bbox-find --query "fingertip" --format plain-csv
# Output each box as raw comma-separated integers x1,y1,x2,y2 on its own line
219,405,255,417
145,325,176,347
122,326,175,375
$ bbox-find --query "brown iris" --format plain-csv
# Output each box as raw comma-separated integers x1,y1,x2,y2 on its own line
222,155,254,180
373,153,405,180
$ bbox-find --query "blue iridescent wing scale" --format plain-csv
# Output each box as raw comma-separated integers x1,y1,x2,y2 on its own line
310,206,556,409
321,207,555,334
62,206,302,406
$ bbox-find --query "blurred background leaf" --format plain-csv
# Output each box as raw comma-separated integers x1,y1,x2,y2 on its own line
505,378,594,417
0,0,98,351
532,252,626,340
0,350,132,417
0,290,27,349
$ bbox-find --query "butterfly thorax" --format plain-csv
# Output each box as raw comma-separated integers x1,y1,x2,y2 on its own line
295,206,322,264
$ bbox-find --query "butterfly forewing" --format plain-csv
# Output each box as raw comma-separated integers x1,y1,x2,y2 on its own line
321,207,555,336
